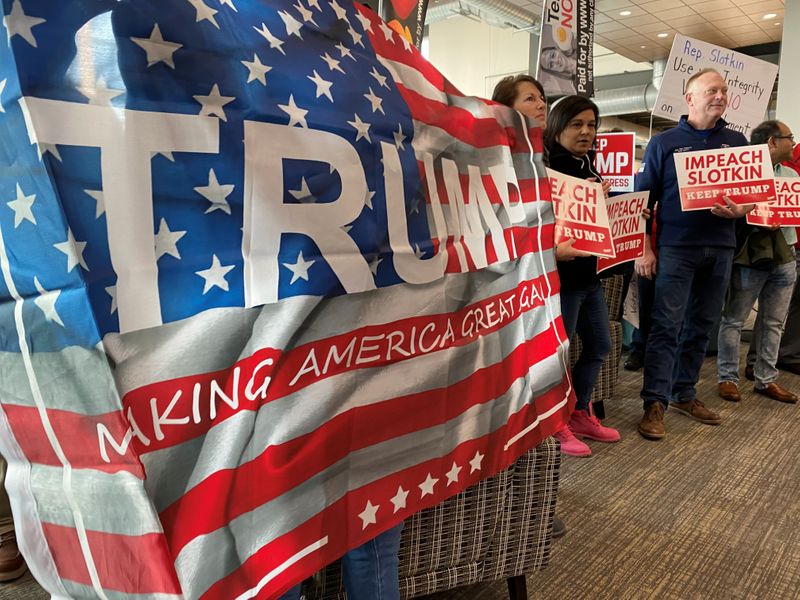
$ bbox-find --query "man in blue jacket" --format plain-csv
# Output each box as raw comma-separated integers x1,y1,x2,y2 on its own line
633,68,753,439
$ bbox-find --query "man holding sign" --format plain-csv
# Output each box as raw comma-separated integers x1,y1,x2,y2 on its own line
717,121,798,405
634,69,753,440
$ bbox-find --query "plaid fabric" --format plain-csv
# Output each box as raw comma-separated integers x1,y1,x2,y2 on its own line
482,436,560,581
305,438,559,599
601,275,625,322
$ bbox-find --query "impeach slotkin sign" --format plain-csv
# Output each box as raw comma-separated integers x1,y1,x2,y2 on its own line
547,168,615,258
746,177,800,228
597,191,648,273
674,144,776,211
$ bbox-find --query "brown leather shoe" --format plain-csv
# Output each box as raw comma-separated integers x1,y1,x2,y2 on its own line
670,398,721,425
744,365,755,381
638,403,665,440
754,382,798,404
718,381,741,402
0,530,27,582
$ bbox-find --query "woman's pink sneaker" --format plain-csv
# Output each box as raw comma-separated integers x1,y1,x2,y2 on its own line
553,426,591,456
569,409,621,443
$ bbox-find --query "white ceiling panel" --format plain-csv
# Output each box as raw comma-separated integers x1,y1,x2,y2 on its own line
712,15,753,26
691,0,739,11
649,5,698,19
596,0,637,10
636,0,687,10
634,21,672,33
595,20,632,33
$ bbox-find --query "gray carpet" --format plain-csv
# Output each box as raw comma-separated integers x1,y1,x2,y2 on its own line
421,353,800,600
3,354,800,600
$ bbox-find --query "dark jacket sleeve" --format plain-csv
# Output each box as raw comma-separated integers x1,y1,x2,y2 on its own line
635,138,663,236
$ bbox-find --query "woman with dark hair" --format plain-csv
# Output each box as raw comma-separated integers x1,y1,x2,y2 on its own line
545,95,620,456
492,74,547,128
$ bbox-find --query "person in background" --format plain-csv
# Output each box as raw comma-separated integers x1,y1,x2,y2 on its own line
634,68,753,440
280,522,403,599
545,95,621,457
717,121,798,405
782,142,800,174
745,143,800,378
0,457,27,582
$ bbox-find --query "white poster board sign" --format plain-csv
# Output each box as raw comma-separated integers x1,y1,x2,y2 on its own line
653,35,778,138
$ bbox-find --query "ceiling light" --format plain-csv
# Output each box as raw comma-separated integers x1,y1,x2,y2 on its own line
620,10,632,16
640,45,646,48
763,13,777,19
657,32,669,38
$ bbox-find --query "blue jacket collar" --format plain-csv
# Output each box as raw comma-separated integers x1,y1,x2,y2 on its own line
677,115,729,134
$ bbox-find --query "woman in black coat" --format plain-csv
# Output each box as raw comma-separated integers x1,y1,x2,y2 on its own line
544,96,621,455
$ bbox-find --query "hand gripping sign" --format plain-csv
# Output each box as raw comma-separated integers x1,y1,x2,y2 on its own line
747,177,800,227
597,191,649,273
547,169,616,258
674,145,776,211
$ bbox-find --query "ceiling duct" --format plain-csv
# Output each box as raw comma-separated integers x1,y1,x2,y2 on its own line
651,58,666,90
425,0,537,30
425,1,476,23
594,57,776,122
593,84,660,117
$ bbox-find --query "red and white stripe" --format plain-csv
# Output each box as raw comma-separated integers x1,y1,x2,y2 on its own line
2,5,571,599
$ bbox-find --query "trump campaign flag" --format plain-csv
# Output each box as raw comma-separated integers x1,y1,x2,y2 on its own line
0,1,572,598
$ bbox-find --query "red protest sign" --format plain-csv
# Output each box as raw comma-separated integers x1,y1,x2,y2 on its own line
597,191,649,273
594,132,635,192
547,168,616,258
746,177,800,227
674,144,776,211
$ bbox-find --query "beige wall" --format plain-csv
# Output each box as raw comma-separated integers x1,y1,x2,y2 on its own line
427,16,532,99
776,1,799,137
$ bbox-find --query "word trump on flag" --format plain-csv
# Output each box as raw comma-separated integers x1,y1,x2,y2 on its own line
597,191,648,273
747,177,800,227
674,144,776,211
594,132,635,192
0,1,573,599
547,169,615,258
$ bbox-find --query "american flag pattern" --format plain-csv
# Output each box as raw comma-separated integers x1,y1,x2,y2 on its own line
0,0,572,598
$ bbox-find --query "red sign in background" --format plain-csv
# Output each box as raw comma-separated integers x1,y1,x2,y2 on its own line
746,177,800,227
594,132,636,193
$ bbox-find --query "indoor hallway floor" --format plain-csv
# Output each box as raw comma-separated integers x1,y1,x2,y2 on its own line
422,352,800,600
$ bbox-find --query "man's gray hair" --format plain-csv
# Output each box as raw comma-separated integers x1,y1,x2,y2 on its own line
685,68,723,94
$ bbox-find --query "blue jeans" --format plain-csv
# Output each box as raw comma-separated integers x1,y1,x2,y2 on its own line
630,273,655,357
747,249,800,367
718,259,797,387
561,283,612,411
641,246,734,408
279,523,404,600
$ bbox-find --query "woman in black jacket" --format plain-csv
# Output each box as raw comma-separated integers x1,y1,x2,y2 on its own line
545,95,620,455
